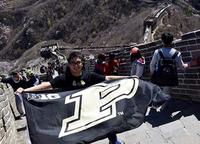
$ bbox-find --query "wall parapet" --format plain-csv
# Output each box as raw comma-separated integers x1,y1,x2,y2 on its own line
0,83,17,144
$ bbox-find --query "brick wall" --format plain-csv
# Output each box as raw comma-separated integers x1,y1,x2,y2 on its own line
117,30,200,101
0,83,16,144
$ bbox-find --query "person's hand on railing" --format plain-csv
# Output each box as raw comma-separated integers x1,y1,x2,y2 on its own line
15,87,25,94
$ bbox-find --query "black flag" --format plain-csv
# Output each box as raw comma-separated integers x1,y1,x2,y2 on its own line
22,77,169,144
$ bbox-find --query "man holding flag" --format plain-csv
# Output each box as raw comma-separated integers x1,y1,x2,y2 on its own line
16,52,169,144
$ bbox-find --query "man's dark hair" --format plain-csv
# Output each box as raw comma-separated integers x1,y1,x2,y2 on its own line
161,32,174,46
9,71,18,76
109,53,115,60
68,52,85,63
97,54,106,61
130,51,142,62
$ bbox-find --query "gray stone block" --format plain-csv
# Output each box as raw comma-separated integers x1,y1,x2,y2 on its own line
0,127,5,141
0,120,3,128
5,116,12,131
3,112,11,127
195,30,200,37
0,136,7,144
182,32,196,40
166,129,199,144
0,95,6,103
174,40,189,47
158,120,184,138
2,105,10,118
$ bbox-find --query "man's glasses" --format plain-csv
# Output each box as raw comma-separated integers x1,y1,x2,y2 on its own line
69,61,82,66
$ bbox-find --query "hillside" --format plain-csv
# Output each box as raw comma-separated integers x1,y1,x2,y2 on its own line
0,0,200,62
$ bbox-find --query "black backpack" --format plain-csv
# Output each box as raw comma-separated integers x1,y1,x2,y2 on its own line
151,50,179,86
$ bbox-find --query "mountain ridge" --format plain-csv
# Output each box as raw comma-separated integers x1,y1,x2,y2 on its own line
0,0,200,62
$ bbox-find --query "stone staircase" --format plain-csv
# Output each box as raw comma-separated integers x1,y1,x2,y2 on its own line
93,99,200,144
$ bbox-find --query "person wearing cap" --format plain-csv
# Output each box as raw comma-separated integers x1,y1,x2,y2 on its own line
130,47,145,78
25,69,40,87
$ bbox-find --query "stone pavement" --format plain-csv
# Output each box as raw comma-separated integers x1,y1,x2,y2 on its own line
14,99,200,144
93,99,200,144
15,117,30,144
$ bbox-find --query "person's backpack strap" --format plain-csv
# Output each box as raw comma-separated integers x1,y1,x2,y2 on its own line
159,50,179,59
172,51,179,59
158,50,165,59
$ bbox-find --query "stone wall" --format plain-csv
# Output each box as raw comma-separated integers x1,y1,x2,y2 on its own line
117,29,200,101
0,83,16,144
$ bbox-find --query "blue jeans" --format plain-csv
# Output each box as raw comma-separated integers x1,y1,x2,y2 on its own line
15,94,25,116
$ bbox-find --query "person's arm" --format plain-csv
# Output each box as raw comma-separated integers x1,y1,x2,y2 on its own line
0,77,11,83
176,53,189,69
182,62,189,69
135,64,144,78
130,62,134,76
150,50,158,75
105,75,138,81
16,82,52,93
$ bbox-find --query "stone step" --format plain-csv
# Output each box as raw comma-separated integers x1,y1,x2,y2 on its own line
93,123,167,144
179,115,200,143
93,114,200,144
